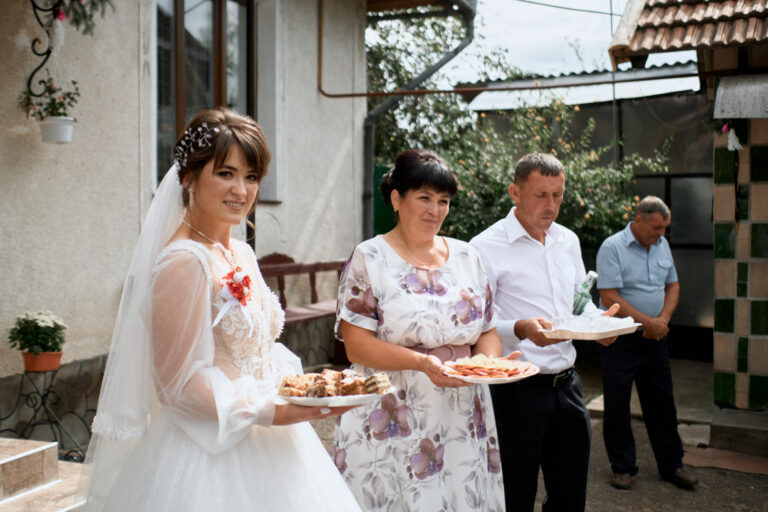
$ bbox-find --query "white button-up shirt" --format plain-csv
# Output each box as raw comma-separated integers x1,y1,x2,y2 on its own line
470,208,597,373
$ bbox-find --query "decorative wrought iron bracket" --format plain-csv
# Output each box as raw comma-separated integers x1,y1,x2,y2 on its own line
26,0,63,98
0,370,93,462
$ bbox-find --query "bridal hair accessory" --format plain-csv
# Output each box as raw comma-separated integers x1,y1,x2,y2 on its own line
174,122,221,168
213,267,254,337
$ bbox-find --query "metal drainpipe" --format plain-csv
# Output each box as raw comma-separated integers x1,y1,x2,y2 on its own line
318,0,476,239
364,1,475,239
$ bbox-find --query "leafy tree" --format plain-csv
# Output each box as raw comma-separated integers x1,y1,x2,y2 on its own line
366,13,668,247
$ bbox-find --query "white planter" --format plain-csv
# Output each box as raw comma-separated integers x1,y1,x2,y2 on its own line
39,116,75,144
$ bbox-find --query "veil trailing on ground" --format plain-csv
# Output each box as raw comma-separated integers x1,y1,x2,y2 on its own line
78,164,185,508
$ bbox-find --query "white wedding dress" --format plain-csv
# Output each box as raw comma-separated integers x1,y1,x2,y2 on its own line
85,239,361,511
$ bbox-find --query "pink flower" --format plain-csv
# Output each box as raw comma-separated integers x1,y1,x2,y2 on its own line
487,443,501,474
332,446,347,474
721,123,729,134
369,393,411,440
409,438,445,479
55,9,66,21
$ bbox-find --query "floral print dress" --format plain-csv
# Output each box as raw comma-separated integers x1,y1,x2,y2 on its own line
333,235,505,512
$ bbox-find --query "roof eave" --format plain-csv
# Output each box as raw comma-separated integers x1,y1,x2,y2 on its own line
608,0,648,70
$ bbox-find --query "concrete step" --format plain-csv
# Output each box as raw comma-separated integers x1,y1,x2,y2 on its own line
0,460,84,512
710,408,768,458
0,438,59,502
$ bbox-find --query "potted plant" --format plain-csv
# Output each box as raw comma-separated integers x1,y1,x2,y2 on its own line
8,311,67,372
18,69,80,144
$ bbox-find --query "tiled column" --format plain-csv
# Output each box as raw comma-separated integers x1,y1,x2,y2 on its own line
713,118,768,410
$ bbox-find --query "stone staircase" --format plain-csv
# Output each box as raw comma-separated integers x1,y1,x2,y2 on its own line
0,438,85,512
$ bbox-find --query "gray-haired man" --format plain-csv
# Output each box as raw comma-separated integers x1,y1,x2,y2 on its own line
596,196,698,491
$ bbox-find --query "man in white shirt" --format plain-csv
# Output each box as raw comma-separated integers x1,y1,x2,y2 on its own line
470,153,617,512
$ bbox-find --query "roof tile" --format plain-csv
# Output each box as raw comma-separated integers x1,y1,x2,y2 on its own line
611,0,768,67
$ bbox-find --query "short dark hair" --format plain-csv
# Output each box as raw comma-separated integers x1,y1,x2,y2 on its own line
379,149,457,207
635,195,670,219
513,152,565,184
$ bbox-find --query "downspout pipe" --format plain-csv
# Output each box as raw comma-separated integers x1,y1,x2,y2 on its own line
357,1,476,239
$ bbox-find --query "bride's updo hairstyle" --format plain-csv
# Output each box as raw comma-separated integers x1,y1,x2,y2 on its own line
174,107,271,209
379,149,457,213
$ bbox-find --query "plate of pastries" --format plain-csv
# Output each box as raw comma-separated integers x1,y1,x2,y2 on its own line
278,368,394,406
443,354,539,384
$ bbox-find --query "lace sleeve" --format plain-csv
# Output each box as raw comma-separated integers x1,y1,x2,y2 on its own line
151,247,276,453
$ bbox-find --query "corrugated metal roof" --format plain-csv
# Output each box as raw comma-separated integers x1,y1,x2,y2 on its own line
610,0,768,69
714,73,768,118
367,0,450,11
467,62,701,111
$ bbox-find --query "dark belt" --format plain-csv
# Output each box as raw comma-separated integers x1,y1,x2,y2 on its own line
523,366,575,387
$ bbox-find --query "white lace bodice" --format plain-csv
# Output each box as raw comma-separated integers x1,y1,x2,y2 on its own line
157,239,285,380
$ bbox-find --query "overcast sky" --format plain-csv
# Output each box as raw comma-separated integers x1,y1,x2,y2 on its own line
442,0,697,82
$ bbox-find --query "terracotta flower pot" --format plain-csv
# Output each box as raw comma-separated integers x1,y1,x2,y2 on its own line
22,351,63,372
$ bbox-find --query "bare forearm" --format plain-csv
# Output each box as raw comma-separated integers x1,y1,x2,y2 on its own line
659,282,680,322
471,329,502,358
599,290,653,326
342,321,427,371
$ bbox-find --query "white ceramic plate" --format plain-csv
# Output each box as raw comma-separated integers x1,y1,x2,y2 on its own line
278,387,396,407
443,364,540,385
539,323,641,340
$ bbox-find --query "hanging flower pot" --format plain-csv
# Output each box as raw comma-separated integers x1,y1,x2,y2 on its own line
22,351,63,372
39,116,75,144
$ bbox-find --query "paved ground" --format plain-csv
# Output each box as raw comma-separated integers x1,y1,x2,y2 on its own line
310,358,768,511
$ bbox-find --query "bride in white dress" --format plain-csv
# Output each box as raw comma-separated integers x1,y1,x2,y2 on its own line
80,108,361,511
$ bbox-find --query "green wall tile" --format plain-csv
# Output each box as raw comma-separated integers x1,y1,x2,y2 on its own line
738,337,749,358
737,184,749,221
752,146,768,182
752,301,768,335
738,357,748,372
715,299,735,332
737,263,748,282
737,282,748,297
715,372,736,408
715,223,736,259
715,148,736,184
752,224,768,258
749,375,768,409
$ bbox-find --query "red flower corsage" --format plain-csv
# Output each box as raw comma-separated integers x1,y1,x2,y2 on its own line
213,267,255,337
223,267,252,306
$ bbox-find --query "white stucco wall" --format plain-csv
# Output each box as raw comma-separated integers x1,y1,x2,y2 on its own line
0,0,365,376
0,2,154,377
254,0,366,267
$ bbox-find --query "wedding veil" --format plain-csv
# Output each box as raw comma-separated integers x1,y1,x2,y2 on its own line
78,164,184,507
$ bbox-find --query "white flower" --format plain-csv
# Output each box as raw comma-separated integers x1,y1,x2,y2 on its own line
233,271,245,283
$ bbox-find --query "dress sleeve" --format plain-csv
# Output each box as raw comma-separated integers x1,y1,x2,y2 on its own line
151,248,276,454
335,246,381,341
472,246,496,333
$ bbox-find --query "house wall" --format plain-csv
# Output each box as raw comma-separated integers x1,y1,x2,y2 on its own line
711,47,768,410
0,0,366,379
255,0,366,306
0,1,154,378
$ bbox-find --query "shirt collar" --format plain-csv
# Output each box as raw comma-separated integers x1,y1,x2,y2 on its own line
623,221,663,248
505,207,565,244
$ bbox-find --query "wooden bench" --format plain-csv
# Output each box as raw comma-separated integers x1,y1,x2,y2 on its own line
257,253,347,325
258,253,349,365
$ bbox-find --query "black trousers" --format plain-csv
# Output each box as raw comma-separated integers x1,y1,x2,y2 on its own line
600,332,684,476
490,370,591,512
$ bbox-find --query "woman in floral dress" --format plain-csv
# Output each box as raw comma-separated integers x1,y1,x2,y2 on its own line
333,149,508,511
